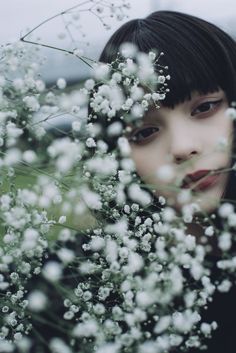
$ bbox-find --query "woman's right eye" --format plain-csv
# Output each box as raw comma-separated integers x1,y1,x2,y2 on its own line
129,126,160,144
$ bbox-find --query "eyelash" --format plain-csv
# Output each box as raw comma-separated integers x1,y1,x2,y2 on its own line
129,126,159,144
129,99,223,145
191,99,223,116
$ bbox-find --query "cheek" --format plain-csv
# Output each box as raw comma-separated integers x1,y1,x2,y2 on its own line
130,142,166,181
215,110,233,137
208,114,233,156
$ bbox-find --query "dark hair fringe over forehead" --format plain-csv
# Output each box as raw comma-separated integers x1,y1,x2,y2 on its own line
99,11,236,108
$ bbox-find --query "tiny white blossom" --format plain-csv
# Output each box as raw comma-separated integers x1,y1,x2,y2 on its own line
218,203,234,218
120,42,137,58
58,216,66,224
72,121,82,132
204,226,214,237
42,261,62,282
218,232,232,251
23,96,40,111
216,136,228,151
217,279,232,292
86,137,96,148
22,150,37,163
27,290,47,312
85,79,95,90
157,165,174,182
226,107,236,120
57,78,67,89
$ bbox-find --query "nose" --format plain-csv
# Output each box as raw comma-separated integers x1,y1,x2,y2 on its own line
169,124,202,164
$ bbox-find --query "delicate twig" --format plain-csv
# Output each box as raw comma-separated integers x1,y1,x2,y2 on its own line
20,1,91,42
20,38,94,68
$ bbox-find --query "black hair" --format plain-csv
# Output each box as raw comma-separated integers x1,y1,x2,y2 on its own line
100,11,236,108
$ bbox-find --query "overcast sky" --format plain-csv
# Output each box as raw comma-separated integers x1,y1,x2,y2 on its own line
0,0,151,43
2,0,236,43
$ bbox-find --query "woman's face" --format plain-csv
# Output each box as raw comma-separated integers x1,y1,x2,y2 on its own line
128,89,233,213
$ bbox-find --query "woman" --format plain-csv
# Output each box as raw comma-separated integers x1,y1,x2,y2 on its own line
100,10,236,215
98,10,236,353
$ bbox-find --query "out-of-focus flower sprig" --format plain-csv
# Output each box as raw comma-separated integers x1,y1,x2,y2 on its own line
20,0,131,67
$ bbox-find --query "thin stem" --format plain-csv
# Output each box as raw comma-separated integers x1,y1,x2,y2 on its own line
19,1,99,68
20,38,94,68
20,1,91,41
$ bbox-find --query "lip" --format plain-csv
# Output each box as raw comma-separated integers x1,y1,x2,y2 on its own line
181,169,221,191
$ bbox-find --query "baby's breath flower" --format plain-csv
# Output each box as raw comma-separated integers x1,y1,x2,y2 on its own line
42,261,62,282
27,290,47,312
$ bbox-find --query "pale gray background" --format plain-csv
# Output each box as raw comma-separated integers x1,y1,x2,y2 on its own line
1,0,235,82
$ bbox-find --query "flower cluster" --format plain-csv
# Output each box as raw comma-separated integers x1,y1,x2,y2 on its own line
0,7,236,353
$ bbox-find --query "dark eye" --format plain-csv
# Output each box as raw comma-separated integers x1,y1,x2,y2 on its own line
129,126,159,144
191,99,223,116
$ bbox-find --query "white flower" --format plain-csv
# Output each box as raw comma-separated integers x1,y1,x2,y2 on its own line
218,203,234,218
204,226,214,237
4,148,22,166
86,156,118,176
125,252,144,274
27,290,47,312
23,96,40,111
117,137,131,156
228,213,236,227
22,150,37,163
217,279,232,292
131,103,144,118
42,261,62,282
90,236,105,251
218,232,232,251
96,343,120,353
93,63,110,80
177,189,192,204
49,338,73,353
85,79,95,90
73,48,84,57
86,137,96,148
73,320,98,337
226,107,236,120
0,341,14,352
35,79,45,92
72,121,82,132
105,218,128,238
136,291,154,308
57,248,75,264
128,184,151,206
57,78,67,89
158,196,166,205
157,165,174,182
216,136,228,151
58,216,66,224
107,121,123,136
158,75,166,83
120,42,137,58
200,323,212,336
22,228,39,250
81,187,102,210
154,316,171,334
162,207,176,222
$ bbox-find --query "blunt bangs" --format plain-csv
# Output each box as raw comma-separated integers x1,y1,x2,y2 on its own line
99,11,236,108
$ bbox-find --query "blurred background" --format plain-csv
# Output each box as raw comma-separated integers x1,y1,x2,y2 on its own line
1,0,236,84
